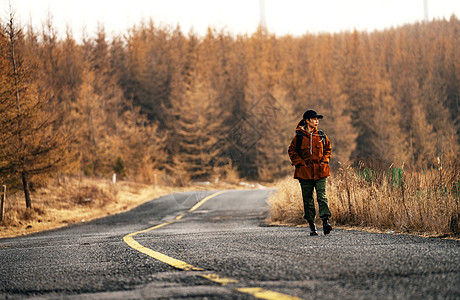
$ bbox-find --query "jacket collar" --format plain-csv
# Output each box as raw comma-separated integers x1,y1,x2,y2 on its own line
296,126,318,135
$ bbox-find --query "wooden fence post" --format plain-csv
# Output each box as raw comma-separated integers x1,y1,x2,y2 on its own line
0,185,5,222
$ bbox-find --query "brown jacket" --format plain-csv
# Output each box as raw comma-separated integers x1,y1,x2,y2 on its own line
288,126,332,180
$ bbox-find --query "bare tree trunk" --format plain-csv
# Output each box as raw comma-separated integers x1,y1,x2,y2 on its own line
8,12,32,209
0,185,5,221
21,170,32,209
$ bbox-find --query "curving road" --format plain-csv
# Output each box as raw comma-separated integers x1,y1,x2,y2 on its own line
0,189,459,299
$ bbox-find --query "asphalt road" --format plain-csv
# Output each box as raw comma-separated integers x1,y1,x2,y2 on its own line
0,189,459,299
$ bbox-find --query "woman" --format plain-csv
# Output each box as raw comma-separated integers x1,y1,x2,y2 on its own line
288,110,332,236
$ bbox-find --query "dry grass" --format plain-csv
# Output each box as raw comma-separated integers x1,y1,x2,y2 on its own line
268,161,460,237
0,176,174,239
267,178,305,226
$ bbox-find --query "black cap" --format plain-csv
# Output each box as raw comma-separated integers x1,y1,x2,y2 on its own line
303,110,323,120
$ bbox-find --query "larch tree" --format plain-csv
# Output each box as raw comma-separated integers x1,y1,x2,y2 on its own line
69,65,106,175
116,104,167,182
340,30,379,160
4,15,458,183
307,33,358,166
168,77,224,184
254,89,294,181
410,100,437,166
239,30,282,179
382,29,433,166
370,79,408,164
67,27,167,180
0,12,69,208
53,29,84,109
39,15,60,105
121,22,173,124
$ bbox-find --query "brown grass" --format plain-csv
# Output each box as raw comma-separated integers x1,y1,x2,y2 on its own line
267,178,305,226
0,176,173,239
268,160,460,237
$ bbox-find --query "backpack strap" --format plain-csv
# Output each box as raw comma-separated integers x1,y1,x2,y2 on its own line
318,130,326,148
295,130,303,155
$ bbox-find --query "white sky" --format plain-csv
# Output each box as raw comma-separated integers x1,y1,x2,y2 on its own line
2,0,460,41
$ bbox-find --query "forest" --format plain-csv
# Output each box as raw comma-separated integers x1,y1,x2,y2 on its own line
1,12,459,208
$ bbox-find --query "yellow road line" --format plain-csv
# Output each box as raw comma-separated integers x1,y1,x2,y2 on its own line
123,190,304,300
129,221,173,234
237,287,303,300
188,190,228,212
123,191,226,270
200,273,239,285
123,234,203,271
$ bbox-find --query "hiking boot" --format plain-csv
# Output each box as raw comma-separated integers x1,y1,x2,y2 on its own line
309,222,318,236
322,219,332,235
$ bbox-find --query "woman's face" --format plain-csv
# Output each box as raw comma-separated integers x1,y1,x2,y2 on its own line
306,117,319,129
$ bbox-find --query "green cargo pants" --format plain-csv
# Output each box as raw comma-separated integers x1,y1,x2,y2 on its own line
299,178,331,222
